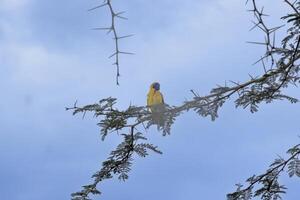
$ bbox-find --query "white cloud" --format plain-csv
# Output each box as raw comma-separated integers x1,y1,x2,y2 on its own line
0,0,31,11
5,44,75,85
1,40,116,94
0,5,111,91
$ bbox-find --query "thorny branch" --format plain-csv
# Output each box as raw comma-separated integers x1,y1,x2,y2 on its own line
69,0,300,199
89,0,133,85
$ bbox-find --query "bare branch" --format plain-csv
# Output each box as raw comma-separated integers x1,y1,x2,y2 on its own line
89,0,133,85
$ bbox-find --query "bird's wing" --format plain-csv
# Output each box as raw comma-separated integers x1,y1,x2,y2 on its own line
147,87,155,106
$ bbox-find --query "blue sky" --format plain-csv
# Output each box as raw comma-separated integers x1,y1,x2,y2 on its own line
0,0,299,199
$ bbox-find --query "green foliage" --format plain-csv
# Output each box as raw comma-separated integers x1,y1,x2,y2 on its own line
227,144,300,200
70,130,162,200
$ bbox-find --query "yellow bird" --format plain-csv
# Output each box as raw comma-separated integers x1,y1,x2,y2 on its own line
147,82,164,107
147,82,165,126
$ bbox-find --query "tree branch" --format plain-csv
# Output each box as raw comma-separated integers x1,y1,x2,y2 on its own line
89,0,133,85
70,0,300,199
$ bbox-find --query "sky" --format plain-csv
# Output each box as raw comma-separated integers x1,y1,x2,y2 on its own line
0,0,300,199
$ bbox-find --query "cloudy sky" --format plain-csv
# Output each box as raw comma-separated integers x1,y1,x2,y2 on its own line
1,0,299,199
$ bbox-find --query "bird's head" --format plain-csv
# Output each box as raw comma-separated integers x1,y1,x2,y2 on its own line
152,82,160,91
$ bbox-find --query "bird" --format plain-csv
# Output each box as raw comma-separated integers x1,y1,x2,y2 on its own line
147,82,164,107
147,82,165,127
